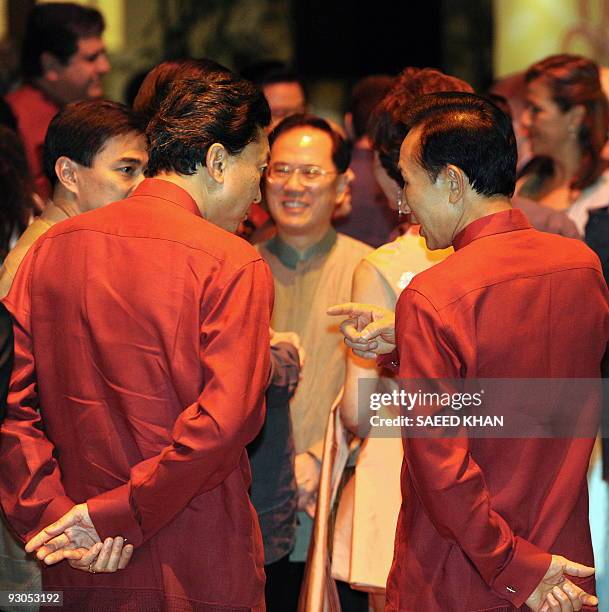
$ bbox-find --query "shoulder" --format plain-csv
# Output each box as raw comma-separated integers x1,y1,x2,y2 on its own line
6,85,57,117
43,196,265,273
334,232,373,257
409,228,601,309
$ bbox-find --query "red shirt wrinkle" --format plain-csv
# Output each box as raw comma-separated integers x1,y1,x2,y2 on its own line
0,179,273,611
385,208,609,611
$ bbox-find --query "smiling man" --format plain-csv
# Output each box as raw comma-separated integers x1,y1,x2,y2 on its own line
0,72,273,610
331,92,609,611
7,3,111,201
258,114,371,608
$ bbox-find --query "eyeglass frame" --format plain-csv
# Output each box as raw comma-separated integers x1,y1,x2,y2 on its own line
266,162,339,186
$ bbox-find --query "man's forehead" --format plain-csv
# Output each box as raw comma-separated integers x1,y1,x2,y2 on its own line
93,131,146,161
271,127,332,156
75,36,105,56
400,125,422,164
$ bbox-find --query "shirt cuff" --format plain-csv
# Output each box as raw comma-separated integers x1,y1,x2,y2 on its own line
24,495,75,543
377,349,399,373
87,484,143,548
491,536,551,607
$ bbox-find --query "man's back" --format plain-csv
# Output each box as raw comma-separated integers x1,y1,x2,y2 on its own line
387,209,609,611
1,179,273,610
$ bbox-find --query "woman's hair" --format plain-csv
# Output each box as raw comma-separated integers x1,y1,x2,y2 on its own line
0,126,33,259
370,67,473,184
525,54,609,190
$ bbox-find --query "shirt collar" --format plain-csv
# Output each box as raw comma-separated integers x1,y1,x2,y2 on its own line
130,178,202,217
452,208,531,251
266,228,337,270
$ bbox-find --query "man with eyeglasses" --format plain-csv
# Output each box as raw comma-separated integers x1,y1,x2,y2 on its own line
257,114,371,609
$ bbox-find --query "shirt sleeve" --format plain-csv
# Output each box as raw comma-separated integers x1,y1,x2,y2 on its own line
87,259,274,547
0,247,75,543
396,288,551,608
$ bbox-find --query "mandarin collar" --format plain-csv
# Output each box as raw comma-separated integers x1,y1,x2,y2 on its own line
266,228,337,270
452,208,531,251
129,179,202,217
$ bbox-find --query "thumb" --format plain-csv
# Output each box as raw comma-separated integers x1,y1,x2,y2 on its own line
25,511,78,552
360,318,390,341
563,560,595,578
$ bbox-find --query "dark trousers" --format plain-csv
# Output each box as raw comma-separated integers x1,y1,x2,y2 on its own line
264,557,368,611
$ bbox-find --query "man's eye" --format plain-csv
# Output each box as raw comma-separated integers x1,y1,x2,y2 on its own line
117,166,135,175
274,166,291,175
303,167,322,176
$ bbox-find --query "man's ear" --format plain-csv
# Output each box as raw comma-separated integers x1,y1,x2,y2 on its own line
444,164,465,204
205,143,227,185
40,51,62,82
55,157,79,195
334,169,352,205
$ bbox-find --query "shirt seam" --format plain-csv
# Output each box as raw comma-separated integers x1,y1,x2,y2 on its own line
40,226,264,269
412,265,603,312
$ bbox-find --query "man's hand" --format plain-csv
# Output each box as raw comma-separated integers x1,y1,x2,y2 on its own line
327,303,396,358
25,503,133,572
270,328,305,368
526,555,598,612
295,452,320,518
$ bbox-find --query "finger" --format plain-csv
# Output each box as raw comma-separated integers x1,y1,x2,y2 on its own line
539,602,550,612
561,582,583,611
77,542,104,568
352,349,379,360
546,592,561,611
563,561,595,578
42,545,79,566
327,303,360,316
579,592,598,607
25,512,78,552
551,586,574,612
359,319,392,342
91,537,113,572
34,532,71,559
105,537,125,572
345,339,378,354
117,544,134,570
339,320,364,343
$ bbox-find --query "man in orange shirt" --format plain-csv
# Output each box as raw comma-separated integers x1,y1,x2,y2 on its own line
1,71,273,610
331,92,607,611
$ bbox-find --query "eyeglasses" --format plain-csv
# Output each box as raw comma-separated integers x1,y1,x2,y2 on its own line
266,163,338,186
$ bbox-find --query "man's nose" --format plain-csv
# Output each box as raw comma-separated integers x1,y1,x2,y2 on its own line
96,53,111,75
284,169,305,191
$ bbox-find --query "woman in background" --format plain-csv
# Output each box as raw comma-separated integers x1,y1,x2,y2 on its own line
517,52,609,611
334,67,472,612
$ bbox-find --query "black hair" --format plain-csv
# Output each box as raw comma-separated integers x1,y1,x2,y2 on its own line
43,99,144,186
370,67,474,185
349,75,395,141
241,60,305,93
0,126,34,258
145,74,270,177
269,113,351,173
133,58,232,126
22,3,105,79
402,92,517,198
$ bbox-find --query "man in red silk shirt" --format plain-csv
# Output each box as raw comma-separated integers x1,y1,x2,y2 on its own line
0,72,272,610
330,93,608,611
